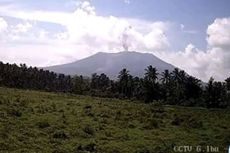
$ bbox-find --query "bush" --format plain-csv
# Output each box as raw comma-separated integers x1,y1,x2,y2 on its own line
84,105,92,110
144,118,160,129
84,142,97,152
149,102,165,119
83,125,95,136
75,143,97,153
171,114,203,129
171,115,184,126
224,130,230,145
75,144,83,151
53,130,69,139
36,120,50,129
150,101,165,112
186,117,203,128
135,146,151,153
150,119,160,128
8,108,22,117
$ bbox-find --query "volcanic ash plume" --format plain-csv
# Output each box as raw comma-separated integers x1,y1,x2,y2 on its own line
122,26,132,51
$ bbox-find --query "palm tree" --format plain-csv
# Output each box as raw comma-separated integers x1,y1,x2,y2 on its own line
91,73,99,89
185,76,202,100
161,69,171,84
171,68,187,84
170,68,188,104
179,70,187,84
118,68,130,97
205,77,215,108
143,65,159,102
171,68,180,82
225,77,230,91
225,77,230,106
144,65,158,83
98,73,110,90
118,69,129,80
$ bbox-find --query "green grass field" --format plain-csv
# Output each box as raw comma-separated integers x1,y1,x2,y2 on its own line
0,87,229,153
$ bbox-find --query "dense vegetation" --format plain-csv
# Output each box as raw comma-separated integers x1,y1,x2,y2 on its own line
0,87,229,153
0,61,230,108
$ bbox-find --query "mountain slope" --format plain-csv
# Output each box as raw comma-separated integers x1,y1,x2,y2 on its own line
44,51,176,79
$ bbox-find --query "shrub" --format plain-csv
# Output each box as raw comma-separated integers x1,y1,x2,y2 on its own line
128,122,135,128
53,130,69,139
154,139,175,153
75,144,83,151
8,108,22,117
186,117,203,128
51,102,56,111
135,146,151,153
84,105,94,117
75,143,97,153
150,101,165,113
84,105,92,110
171,115,184,126
84,142,97,152
171,114,203,129
36,120,50,129
144,118,160,129
83,125,95,136
224,130,230,145
150,119,160,128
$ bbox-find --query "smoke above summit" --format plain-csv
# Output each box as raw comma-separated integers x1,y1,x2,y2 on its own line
122,26,132,51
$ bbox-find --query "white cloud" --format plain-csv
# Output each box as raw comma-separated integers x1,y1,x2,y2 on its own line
180,24,185,30
0,44,77,66
124,0,131,4
180,23,197,34
157,18,230,81
207,18,230,49
156,45,222,81
12,22,32,33
0,17,8,32
0,1,170,66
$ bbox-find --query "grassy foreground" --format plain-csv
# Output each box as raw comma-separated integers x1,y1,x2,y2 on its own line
0,87,229,153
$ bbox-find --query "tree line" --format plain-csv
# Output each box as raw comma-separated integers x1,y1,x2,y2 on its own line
0,61,229,108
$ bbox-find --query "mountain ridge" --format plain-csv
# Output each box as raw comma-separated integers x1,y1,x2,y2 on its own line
44,51,176,79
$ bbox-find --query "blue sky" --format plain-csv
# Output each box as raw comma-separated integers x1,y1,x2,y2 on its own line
0,0,230,81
